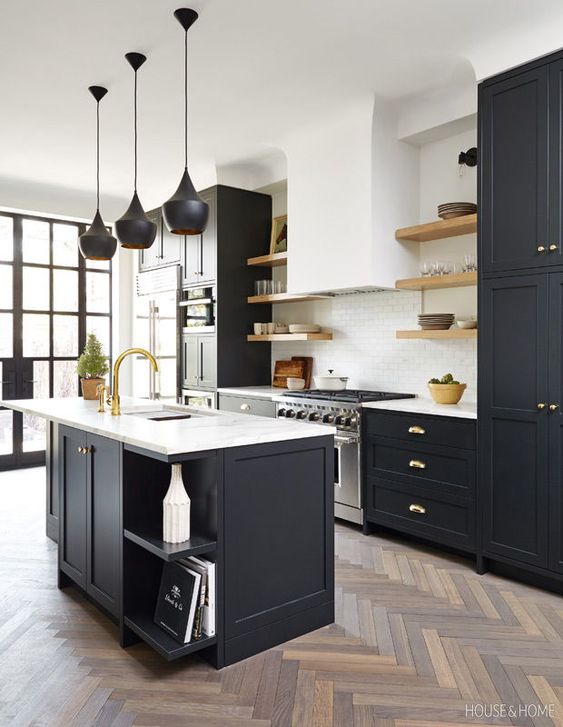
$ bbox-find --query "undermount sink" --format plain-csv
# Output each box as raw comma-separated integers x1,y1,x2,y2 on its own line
125,408,200,422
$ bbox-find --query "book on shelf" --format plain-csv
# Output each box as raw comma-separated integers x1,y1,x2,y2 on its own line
182,555,216,638
153,562,201,644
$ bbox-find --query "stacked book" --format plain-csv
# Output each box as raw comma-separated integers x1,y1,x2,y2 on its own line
153,556,216,644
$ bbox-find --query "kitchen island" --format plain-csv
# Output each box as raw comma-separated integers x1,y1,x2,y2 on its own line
1,396,335,667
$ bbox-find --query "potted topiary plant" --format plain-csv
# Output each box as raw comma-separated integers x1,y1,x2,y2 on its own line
76,333,109,400
428,372,467,405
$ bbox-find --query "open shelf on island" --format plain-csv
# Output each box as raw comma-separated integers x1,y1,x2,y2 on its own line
124,612,217,662
247,332,332,342
395,271,477,291
124,528,216,562
396,214,477,242
247,251,288,267
248,293,330,304
396,328,477,340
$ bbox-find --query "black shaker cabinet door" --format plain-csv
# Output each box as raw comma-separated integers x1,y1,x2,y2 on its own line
138,209,162,272
199,335,217,389
59,425,88,587
480,67,549,273
548,60,563,267
479,276,549,567
548,273,563,572
87,433,121,617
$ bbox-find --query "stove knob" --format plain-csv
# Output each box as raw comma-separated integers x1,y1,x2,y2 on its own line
334,415,345,426
349,416,358,427
323,413,335,424
286,409,296,418
277,408,286,418
296,410,308,420
343,416,352,427
308,412,320,422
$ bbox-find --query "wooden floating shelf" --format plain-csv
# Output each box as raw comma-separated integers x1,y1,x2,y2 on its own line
247,333,332,342
395,271,477,291
248,293,330,304
124,613,217,662
247,251,288,267
396,328,477,340
396,213,477,242
124,528,216,562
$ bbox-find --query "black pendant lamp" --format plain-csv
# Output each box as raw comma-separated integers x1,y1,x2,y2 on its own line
162,8,209,235
79,86,117,261
116,53,157,249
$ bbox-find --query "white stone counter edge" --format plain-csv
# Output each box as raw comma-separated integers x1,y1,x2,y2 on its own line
361,397,477,420
217,386,282,400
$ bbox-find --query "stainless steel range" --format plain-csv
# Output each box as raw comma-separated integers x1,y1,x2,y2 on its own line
274,389,415,524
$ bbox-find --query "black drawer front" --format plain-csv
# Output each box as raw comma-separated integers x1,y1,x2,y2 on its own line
366,478,475,551
365,436,474,495
364,410,475,450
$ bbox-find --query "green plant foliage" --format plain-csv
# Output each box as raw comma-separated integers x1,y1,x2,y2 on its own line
76,333,109,379
428,373,461,385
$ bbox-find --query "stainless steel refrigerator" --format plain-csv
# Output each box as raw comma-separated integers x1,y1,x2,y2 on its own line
132,265,180,402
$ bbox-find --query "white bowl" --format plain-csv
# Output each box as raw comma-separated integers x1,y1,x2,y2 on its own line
286,377,305,390
457,318,477,329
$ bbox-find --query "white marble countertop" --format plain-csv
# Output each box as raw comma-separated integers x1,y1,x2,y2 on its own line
217,386,282,400
0,397,334,456
361,397,477,419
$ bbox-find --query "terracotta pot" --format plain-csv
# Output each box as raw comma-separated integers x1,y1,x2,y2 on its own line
81,377,105,401
428,383,467,405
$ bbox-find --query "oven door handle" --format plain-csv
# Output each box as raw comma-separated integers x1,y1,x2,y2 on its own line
335,435,357,445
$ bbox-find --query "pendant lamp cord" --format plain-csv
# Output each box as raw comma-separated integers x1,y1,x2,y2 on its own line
96,100,100,211
184,29,188,169
134,69,138,191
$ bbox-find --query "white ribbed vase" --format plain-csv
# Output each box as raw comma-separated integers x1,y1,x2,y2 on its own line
163,464,191,544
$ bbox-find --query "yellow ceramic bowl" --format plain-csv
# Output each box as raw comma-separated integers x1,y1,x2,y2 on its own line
428,383,467,405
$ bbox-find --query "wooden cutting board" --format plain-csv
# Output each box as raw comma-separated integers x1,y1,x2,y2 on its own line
272,359,307,388
291,356,313,389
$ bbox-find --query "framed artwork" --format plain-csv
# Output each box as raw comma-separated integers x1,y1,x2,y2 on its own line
269,215,287,254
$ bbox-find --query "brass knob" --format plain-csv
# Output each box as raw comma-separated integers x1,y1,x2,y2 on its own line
537,403,547,410
549,244,559,252
408,425,425,435
409,503,426,515
77,446,85,454
409,459,426,469
537,245,546,253
550,404,559,412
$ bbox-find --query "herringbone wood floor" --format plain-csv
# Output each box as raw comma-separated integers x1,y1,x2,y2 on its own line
3,469,563,726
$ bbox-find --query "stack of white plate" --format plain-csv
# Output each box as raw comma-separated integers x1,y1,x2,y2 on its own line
437,202,477,219
418,313,454,330
288,323,321,334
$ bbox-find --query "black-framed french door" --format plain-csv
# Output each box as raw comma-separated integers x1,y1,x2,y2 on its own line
0,212,112,469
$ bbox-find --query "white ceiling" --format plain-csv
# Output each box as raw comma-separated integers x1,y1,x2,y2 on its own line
2,0,563,218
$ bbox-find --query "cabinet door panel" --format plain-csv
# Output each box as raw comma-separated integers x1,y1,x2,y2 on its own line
160,224,181,267
480,68,549,272
87,433,121,617
199,189,216,284
181,236,199,287
549,273,563,571
59,425,87,587
139,210,162,272
182,335,199,389
199,335,217,389
549,61,563,267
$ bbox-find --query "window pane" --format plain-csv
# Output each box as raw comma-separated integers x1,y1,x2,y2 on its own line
33,360,50,398
53,315,78,356
0,314,13,357
23,266,49,310
22,219,49,264
53,269,78,311
0,264,12,309
0,217,13,262
23,413,46,452
54,360,77,398
87,257,110,270
86,272,110,313
23,314,49,357
86,316,110,356
0,410,13,454
53,223,79,267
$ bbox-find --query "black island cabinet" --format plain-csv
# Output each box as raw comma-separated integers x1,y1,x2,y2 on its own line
57,424,334,667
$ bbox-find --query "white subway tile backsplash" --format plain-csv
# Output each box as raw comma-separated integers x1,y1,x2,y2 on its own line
272,290,477,400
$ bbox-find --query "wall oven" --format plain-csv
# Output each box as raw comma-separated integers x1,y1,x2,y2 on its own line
180,285,215,332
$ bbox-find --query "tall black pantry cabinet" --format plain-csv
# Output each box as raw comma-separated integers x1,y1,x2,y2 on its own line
479,50,563,583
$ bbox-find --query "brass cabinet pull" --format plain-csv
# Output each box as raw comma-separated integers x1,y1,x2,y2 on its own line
537,245,547,252
549,244,559,252
408,425,425,435
537,403,547,410
409,503,426,515
77,446,85,454
550,403,560,412
409,459,426,469
240,403,251,411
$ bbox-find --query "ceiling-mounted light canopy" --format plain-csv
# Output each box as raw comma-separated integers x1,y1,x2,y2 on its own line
116,52,157,250
79,86,117,261
162,8,209,236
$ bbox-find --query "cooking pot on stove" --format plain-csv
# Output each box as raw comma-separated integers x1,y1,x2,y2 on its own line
313,369,349,391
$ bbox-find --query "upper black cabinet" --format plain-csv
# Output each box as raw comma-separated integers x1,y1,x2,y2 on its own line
139,209,181,272
480,67,550,273
182,188,216,287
